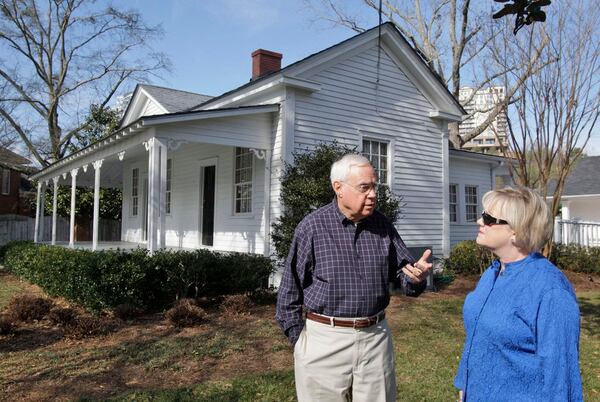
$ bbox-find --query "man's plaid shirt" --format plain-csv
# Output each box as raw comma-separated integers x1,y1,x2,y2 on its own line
275,199,425,345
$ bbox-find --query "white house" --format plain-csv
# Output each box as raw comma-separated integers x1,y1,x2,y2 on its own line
30,23,507,278
549,156,600,246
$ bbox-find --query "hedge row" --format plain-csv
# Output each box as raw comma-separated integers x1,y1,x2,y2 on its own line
0,241,273,312
445,240,600,276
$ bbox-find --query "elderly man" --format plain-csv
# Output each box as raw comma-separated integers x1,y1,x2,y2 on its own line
275,154,432,402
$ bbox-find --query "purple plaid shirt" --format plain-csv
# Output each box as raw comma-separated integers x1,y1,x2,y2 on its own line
275,199,425,345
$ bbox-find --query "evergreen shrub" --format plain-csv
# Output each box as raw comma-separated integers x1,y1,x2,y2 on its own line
446,241,600,276
445,240,495,276
0,241,273,312
271,142,403,260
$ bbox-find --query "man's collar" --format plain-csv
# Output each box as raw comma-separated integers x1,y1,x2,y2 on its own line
331,197,373,225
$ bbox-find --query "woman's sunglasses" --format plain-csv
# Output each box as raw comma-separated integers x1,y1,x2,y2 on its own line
481,211,509,226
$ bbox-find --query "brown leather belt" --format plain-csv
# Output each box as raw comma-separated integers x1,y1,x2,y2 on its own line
306,311,385,329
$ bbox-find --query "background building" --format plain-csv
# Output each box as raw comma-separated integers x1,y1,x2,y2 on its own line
459,86,508,153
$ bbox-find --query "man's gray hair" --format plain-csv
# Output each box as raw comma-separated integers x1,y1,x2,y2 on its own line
330,154,373,183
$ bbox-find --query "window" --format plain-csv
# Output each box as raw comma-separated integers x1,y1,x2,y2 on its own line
166,159,172,214
449,184,458,223
234,147,253,214
1,168,10,195
362,139,389,184
131,168,139,216
465,185,478,222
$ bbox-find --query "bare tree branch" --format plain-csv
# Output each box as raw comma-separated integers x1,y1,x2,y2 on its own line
0,0,170,164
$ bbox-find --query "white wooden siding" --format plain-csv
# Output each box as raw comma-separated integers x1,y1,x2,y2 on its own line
295,44,445,254
155,114,272,150
140,98,165,117
121,144,267,254
448,157,494,247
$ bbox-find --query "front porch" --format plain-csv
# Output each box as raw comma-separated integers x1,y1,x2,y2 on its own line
31,105,279,255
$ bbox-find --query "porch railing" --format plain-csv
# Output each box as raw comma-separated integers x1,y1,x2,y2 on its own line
0,215,121,246
554,218,600,247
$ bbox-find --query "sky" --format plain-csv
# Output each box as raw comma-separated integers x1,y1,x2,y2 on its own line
128,0,600,155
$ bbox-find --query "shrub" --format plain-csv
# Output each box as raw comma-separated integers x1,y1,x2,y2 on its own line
1,242,274,312
249,287,278,305
63,315,117,339
6,295,54,322
0,316,14,335
112,303,142,320
549,244,600,274
271,142,404,261
48,307,77,326
445,241,495,276
165,298,207,327
220,294,254,316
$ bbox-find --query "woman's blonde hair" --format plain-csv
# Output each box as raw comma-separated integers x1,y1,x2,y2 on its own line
482,186,553,252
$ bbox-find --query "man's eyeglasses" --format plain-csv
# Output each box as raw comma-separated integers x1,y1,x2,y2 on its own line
481,211,509,226
342,181,380,194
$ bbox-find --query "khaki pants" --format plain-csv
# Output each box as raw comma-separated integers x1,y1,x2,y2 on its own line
294,317,396,402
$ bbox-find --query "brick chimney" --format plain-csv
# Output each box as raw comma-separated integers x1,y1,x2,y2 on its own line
251,49,282,80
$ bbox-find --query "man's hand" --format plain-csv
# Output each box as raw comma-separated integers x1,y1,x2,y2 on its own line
402,249,432,283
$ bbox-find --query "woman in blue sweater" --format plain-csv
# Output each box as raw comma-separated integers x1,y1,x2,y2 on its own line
454,187,583,401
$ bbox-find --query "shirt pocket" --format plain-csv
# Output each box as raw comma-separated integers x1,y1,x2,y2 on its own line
304,276,330,312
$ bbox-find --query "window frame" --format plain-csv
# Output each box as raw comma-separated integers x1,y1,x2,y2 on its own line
1,168,10,195
166,159,172,215
360,136,392,186
464,185,479,222
233,147,254,215
131,168,139,217
449,184,458,223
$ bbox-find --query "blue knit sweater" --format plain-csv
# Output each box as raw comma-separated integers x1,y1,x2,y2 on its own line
454,252,583,401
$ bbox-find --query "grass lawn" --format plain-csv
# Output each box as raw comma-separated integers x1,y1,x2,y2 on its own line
0,271,599,401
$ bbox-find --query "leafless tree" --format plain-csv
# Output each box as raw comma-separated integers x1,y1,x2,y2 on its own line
304,0,551,148
0,0,169,167
503,0,600,226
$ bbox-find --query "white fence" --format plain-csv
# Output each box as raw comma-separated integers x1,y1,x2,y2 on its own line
0,215,121,245
554,219,600,247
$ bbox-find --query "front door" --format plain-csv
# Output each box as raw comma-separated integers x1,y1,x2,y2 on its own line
201,165,216,246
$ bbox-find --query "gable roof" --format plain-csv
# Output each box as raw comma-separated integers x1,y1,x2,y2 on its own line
119,84,213,127
0,147,36,173
549,156,600,196
140,84,213,113
190,22,466,118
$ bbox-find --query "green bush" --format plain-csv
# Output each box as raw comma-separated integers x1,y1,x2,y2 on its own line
0,241,274,312
446,241,600,276
549,243,600,274
271,142,403,261
445,240,495,276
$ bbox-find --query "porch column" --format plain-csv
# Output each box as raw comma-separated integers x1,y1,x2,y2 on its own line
34,181,42,243
51,176,59,245
561,201,571,244
39,181,47,241
92,159,103,251
69,168,79,247
147,138,160,253
159,139,168,249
